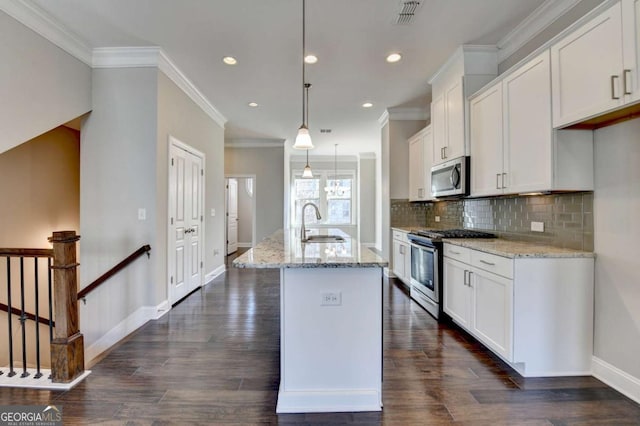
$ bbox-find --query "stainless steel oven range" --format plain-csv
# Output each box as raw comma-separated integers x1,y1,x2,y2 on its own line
407,229,495,320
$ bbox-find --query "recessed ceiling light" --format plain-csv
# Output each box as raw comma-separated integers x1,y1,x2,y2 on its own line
304,54,318,64
362,102,373,108
386,53,402,63
223,56,237,65
248,102,258,107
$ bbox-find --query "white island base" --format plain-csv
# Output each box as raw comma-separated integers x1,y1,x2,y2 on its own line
276,267,383,414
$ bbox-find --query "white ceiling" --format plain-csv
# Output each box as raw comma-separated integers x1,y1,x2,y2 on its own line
28,0,549,155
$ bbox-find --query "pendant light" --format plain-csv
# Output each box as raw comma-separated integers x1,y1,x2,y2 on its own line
325,144,344,195
293,0,314,149
302,150,313,178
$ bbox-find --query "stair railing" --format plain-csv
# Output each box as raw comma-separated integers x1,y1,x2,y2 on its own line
0,231,151,384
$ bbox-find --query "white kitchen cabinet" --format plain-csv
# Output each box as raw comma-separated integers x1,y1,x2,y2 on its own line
470,50,593,197
408,126,433,201
550,0,640,128
471,267,513,360
470,81,503,196
429,46,497,166
443,256,471,329
391,229,411,285
443,242,594,377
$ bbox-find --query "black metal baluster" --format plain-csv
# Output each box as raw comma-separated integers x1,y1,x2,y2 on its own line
7,256,15,377
47,256,53,379
19,257,29,378
34,257,42,378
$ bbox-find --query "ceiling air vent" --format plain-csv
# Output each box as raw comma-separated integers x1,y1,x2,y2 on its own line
320,129,332,134
395,0,422,25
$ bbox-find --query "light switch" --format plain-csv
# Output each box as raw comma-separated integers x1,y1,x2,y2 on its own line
211,208,216,217
138,208,146,220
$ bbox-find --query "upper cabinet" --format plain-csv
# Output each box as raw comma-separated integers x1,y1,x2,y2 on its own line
470,51,594,197
551,0,640,128
408,126,433,202
429,46,498,166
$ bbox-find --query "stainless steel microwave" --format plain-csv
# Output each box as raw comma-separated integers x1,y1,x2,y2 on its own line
430,156,470,198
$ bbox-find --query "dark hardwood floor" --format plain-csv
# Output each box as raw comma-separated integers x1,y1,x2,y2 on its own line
2,256,639,425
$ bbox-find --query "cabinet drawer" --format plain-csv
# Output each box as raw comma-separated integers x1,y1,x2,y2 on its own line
392,230,409,242
471,251,513,279
443,244,471,263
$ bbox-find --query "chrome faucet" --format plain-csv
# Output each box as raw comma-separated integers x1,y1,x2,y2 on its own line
301,202,321,241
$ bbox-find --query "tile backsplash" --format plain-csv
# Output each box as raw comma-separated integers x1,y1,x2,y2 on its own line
391,192,593,251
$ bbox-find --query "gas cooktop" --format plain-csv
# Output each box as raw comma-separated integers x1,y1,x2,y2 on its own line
412,229,496,240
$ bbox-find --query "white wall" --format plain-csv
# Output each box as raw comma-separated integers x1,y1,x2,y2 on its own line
80,67,158,350
157,72,225,293
0,11,91,154
358,155,376,245
225,147,284,242
593,117,640,381
380,118,426,260
236,178,254,246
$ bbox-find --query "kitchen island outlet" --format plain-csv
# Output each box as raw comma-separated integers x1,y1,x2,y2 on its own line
233,229,387,413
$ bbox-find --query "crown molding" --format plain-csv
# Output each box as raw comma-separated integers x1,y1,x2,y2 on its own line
358,152,376,160
377,110,390,127
386,107,429,121
92,46,160,68
428,44,498,84
225,139,285,148
158,51,227,128
0,0,93,65
497,0,581,63
92,47,227,128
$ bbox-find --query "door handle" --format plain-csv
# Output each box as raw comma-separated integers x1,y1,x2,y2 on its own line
479,259,495,266
464,270,469,286
611,75,620,100
443,146,447,159
502,172,507,189
624,69,632,95
496,173,501,190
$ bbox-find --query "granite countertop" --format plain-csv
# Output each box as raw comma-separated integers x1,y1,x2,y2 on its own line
233,229,388,269
391,226,416,233
444,238,595,259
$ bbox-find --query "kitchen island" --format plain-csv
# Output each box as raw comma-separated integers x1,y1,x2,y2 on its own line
233,229,387,413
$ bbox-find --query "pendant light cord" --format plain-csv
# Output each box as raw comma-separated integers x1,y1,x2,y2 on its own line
302,0,306,126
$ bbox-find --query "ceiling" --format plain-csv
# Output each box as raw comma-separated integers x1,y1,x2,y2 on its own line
29,0,549,155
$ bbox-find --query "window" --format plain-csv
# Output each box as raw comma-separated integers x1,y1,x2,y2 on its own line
291,170,356,225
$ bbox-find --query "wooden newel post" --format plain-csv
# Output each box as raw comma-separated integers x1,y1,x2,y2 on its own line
48,230,84,383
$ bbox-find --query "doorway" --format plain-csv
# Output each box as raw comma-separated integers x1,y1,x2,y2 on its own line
225,175,256,256
168,136,205,305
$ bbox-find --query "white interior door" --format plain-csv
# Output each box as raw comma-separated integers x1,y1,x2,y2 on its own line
169,140,204,304
227,178,238,255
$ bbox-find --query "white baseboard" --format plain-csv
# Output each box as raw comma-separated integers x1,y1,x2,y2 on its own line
205,264,226,285
276,389,381,413
237,242,252,248
85,306,155,364
154,300,170,319
592,356,640,404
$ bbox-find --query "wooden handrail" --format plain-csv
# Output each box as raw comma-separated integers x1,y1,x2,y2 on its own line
0,248,53,257
77,244,151,300
0,302,53,327
0,244,150,327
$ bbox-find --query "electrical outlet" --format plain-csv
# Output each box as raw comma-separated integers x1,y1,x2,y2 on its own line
213,249,220,256
211,208,216,217
138,208,146,220
321,292,341,306
531,221,544,232
435,216,441,222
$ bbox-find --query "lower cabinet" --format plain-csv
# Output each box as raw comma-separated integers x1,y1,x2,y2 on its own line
392,229,412,286
471,268,513,360
443,243,593,377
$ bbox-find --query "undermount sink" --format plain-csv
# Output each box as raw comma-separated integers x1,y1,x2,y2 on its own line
302,235,345,243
